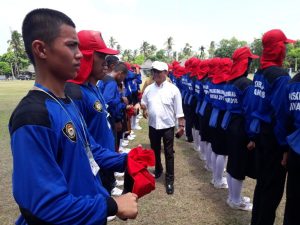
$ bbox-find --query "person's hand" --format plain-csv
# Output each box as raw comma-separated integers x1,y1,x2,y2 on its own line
126,104,133,110
115,122,122,132
175,126,184,138
122,97,129,105
143,110,148,119
136,67,140,74
281,152,288,167
247,141,256,150
113,193,138,220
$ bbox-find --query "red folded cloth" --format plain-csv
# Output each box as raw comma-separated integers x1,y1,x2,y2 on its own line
126,107,135,118
127,146,155,198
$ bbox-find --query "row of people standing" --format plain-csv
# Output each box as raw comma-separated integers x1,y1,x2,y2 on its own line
168,29,298,225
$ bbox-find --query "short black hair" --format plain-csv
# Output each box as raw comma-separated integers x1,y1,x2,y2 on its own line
106,55,119,67
113,62,128,74
22,8,76,65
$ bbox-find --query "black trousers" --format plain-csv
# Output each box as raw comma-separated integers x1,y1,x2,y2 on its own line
283,150,300,225
183,103,193,142
251,123,286,225
149,126,175,184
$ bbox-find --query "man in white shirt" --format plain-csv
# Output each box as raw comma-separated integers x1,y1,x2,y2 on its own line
141,61,185,194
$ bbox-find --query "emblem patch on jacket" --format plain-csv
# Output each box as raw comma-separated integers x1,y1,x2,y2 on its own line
93,100,103,112
62,122,76,142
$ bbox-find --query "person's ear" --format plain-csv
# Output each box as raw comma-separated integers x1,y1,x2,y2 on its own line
32,40,47,60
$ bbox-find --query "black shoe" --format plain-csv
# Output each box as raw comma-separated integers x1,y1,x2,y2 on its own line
155,170,162,179
166,183,174,195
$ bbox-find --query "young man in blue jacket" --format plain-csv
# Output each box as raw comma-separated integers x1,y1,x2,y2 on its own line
284,71,300,225
9,8,138,225
250,29,295,225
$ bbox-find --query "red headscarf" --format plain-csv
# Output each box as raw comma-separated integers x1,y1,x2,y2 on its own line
208,57,221,82
190,58,201,77
69,30,119,84
197,59,210,80
228,46,259,81
260,29,295,69
211,58,232,84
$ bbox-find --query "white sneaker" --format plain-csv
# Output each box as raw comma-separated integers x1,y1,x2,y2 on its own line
132,125,142,130
130,130,134,135
137,115,143,119
210,178,215,185
228,200,253,211
198,152,206,161
241,196,251,203
119,147,131,153
127,135,135,141
122,139,129,144
111,187,123,196
205,164,212,172
114,172,125,178
107,216,116,222
115,180,124,187
121,141,128,147
214,178,228,189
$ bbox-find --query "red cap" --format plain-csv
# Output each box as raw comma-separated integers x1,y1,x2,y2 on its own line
124,62,133,71
197,59,210,80
228,47,259,81
78,30,119,55
260,29,294,69
262,29,296,46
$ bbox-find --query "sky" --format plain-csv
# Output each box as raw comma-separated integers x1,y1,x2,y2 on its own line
0,0,299,55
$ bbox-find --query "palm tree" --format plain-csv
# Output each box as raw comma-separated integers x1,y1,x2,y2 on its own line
108,36,117,48
116,44,122,53
165,37,174,59
182,43,193,58
140,41,150,57
7,30,27,78
199,45,205,59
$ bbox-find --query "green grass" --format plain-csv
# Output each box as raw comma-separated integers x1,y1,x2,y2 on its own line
0,80,285,225
0,80,34,224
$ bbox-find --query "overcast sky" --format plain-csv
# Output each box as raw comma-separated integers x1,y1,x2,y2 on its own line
0,0,299,54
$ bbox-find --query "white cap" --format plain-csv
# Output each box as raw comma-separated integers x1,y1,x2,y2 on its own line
151,61,168,71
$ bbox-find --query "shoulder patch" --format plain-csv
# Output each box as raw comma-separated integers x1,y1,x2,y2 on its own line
62,122,77,142
9,91,51,134
65,82,83,100
290,72,300,84
93,100,103,112
263,66,289,84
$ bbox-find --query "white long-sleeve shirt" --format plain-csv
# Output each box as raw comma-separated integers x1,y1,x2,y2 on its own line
141,80,184,129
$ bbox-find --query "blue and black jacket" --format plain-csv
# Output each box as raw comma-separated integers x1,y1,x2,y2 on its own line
169,72,177,86
199,77,213,116
286,72,300,154
208,82,226,128
185,75,196,106
65,82,115,151
99,75,126,123
181,73,190,102
222,76,254,136
9,86,126,225
194,78,205,114
250,66,290,147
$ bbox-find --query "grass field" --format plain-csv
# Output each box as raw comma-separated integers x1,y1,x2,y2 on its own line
0,81,285,225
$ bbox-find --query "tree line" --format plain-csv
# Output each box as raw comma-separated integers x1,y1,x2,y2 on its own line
1,31,300,78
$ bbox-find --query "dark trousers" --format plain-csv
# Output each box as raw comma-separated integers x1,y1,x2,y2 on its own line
149,126,175,184
283,150,300,225
251,123,286,225
183,103,193,141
